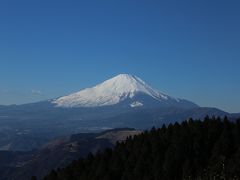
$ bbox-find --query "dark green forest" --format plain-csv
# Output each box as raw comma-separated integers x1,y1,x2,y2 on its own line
43,116,240,180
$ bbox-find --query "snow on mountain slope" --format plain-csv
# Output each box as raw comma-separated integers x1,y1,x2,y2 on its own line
52,74,197,108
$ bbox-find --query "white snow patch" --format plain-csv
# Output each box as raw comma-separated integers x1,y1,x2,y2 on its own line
130,101,144,108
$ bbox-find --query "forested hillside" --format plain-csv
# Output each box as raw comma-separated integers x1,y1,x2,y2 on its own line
43,116,240,180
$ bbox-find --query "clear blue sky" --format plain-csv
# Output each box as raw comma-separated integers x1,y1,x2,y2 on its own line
0,0,240,112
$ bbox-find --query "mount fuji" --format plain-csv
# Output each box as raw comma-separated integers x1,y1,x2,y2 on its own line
52,74,198,109
0,74,232,151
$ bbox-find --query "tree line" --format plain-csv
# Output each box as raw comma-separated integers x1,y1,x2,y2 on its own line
42,116,240,180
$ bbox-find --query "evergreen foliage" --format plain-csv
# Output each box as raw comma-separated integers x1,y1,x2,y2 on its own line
43,117,240,180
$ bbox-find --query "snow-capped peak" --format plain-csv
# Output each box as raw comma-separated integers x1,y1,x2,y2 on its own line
52,74,178,108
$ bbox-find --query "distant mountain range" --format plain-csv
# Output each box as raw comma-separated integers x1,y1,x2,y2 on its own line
0,74,238,151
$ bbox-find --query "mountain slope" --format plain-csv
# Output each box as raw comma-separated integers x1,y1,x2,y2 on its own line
0,129,140,180
52,74,198,109
44,117,240,180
